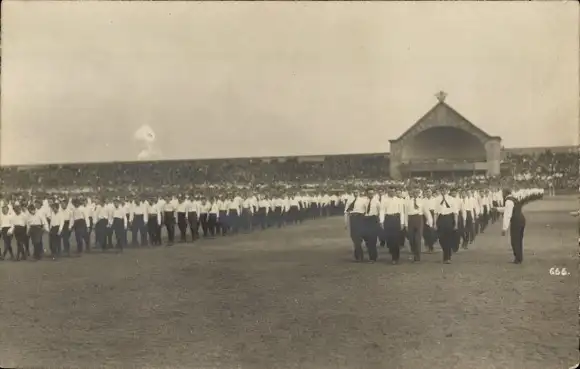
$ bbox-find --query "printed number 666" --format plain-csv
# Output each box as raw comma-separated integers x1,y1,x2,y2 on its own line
549,267,569,276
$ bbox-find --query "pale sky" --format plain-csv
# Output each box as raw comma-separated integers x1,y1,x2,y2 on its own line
2,1,578,165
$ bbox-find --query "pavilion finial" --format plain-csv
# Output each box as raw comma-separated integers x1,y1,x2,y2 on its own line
435,90,447,103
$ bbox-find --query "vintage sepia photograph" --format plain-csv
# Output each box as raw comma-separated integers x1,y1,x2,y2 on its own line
1,1,578,368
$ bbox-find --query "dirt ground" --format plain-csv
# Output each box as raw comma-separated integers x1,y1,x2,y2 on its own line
0,195,578,369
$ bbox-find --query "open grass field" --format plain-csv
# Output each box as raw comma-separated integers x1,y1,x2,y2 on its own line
0,196,578,369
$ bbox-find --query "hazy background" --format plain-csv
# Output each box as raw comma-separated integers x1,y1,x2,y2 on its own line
2,1,578,165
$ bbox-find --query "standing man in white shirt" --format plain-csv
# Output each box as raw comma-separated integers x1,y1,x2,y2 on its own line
1,204,15,260
422,189,437,253
500,188,527,264
147,196,162,245
256,196,270,230
188,195,201,241
199,197,211,238
434,186,459,264
130,197,149,247
227,194,242,234
379,187,405,264
26,204,49,260
207,196,220,237
404,188,433,262
217,194,229,236
363,189,381,263
288,194,301,226
176,195,190,243
60,201,73,256
163,196,177,246
71,198,91,254
111,198,128,252
12,204,27,261
241,195,254,233
48,202,64,259
345,189,377,263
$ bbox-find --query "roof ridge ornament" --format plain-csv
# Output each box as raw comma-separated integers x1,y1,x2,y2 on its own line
435,90,447,103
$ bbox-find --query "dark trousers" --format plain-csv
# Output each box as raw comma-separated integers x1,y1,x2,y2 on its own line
399,224,407,248
73,219,89,253
200,213,209,237
106,221,114,248
164,212,176,244
218,210,228,235
274,207,283,228
14,225,27,260
423,210,437,251
510,219,526,263
350,214,378,262
479,206,489,233
112,218,125,250
437,214,455,262
207,213,218,236
241,209,252,232
62,221,71,254
132,214,148,246
383,214,402,261
147,216,161,245
491,201,499,223
461,212,475,247
452,214,462,253
407,214,423,261
177,212,188,242
49,226,62,257
188,212,199,240
29,225,43,260
363,216,379,261
257,208,267,230
228,210,239,234
95,218,108,249
2,227,14,259
287,206,299,224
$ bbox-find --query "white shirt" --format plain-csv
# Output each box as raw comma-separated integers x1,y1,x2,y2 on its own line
242,198,254,210
227,200,241,213
218,200,229,212
209,202,220,215
130,203,149,223
200,202,211,214
289,197,300,207
94,205,110,220
163,203,176,213
258,200,271,211
177,201,190,213
345,196,370,215
379,196,405,225
72,206,90,224
404,198,433,228
50,210,65,234
11,213,27,227
366,197,381,217
0,212,14,233
435,195,459,215
111,207,128,228
147,204,161,225
27,213,49,232
502,199,515,232
60,207,72,223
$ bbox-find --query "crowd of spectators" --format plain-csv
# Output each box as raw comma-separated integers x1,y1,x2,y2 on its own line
0,149,576,192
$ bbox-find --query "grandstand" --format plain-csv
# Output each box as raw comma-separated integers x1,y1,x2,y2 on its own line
1,91,576,190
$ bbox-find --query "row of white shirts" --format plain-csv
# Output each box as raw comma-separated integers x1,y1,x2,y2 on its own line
345,195,503,228
0,195,349,231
